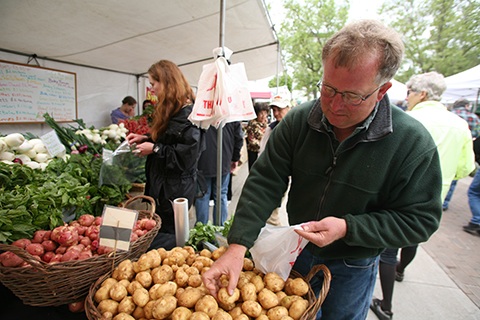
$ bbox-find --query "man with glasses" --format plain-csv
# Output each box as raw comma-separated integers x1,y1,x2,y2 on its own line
203,20,442,320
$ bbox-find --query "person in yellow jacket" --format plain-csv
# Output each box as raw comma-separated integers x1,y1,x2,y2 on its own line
371,71,475,320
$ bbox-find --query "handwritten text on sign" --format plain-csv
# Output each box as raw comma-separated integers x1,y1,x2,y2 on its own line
0,60,77,124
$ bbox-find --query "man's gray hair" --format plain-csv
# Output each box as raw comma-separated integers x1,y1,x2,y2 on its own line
322,19,405,85
453,98,470,109
406,72,447,101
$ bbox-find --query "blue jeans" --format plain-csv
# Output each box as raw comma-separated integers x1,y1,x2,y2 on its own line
443,180,457,209
195,174,230,226
468,171,480,225
293,249,379,320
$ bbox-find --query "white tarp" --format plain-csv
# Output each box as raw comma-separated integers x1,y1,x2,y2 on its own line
442,64,480,104
387,78,407,104
0,0,282,136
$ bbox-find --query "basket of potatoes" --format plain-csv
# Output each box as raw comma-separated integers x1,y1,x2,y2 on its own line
84,246,331,320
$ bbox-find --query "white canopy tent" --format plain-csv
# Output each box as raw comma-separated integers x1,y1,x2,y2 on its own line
0,0,282,135
387,79,408,104
442,64,480,107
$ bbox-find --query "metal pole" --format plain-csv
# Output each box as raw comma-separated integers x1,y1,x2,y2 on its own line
216,0,226,226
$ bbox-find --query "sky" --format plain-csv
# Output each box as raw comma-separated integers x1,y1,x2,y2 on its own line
249,0,386,94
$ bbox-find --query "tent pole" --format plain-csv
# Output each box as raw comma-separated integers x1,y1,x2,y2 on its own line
216,0,226,226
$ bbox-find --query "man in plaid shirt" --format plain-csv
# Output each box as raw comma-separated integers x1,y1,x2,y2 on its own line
443,98,480,211
451,99,480,138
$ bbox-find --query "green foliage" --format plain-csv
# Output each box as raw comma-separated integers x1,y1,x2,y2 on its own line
379,0,480,82
268,73,294,93
277,0,349,99
185,216,234,251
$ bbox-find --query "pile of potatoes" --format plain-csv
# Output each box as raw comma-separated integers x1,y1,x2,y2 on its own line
93,246,312,320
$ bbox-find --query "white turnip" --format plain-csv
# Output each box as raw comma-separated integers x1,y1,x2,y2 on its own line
0,251,23,267
25,243,44,256
11,238,31,249
4,133,25,148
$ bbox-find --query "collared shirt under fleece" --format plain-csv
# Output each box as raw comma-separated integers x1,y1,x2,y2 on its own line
228,96,443,261
409,101,475,201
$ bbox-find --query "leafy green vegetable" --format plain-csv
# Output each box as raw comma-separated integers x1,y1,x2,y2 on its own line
185,216,234,251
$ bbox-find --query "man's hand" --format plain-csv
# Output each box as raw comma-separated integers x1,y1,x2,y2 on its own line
295,217,347,248
201,244,247,300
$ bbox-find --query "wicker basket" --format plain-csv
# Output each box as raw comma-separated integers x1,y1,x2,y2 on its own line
130,183,146,193
85,261,331,320
0,195,160,307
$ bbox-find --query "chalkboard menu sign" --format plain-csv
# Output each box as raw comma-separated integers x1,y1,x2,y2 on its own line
0,60,77,124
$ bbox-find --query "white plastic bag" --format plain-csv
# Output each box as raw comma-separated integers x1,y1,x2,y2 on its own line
250,223,309,280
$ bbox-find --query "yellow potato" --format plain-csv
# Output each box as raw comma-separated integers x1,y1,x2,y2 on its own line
199,249,212,259
243,258,254,271
152,265,174,284
212,246,227,260
241,282,257,301
233,314,249,320
191,261,205,273
117,280,131,289
178,287,203,308
256,315,269,320
136,271,153,289
267,306,289,320
175,267,189,287
97,299,119,317
218,287,240,306
212,309,233,320
285,278,309,297
118,296,136,315
110,283,128,302
127,280,144,295
143,300,156,319
101,278,119,289
116,260,135,281
218,301,236,312
264,272,285,292
171,306,193,320
175,287,185,300
149,284,162,300
188,274,203,287
134,254,154,273
276,291,287,305
190,311,210,320
228,305,244,319
183,246,196,256
132,306,145,319
185,266,200,276
195,295,219,318
112,312,135,320
194,256,214,268
251,275,265,293
288,298,309,320
241,300,263,318
95,286,111,303
132,287,150,307
156,281,178,297
157,248,168,261
281,295,302,309
152,295,178,320
147,249,161,268
258,288,278,309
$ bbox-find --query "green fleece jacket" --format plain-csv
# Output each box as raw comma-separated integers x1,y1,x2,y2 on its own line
228,96,443,260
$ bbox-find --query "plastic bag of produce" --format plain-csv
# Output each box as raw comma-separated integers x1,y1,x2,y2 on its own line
250,223,309,280
98,140,146,186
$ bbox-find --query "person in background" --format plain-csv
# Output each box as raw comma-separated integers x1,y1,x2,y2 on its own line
443,98,480,210
371,72,475,320
111,96,136,124
203,20,442,320
195,122,243,226
259,96,292,226
142,99,153,112
126,60,204,250
245,102,269,170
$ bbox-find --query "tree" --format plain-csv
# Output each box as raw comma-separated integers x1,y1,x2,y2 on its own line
268,72,293,93
277,0,349,99
380,0,480,83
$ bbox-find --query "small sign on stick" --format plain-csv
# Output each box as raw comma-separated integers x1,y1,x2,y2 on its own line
99,205,138,251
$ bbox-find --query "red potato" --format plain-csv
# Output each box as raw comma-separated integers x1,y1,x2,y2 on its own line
69,221,80,227
56,246,68,255
49,254,63,263
80,236,92,247
57,227,79,247
91,240,99,251
75,225,87,235
25,243,44,256
130,233,138,242
0,251,23,267
68,299,86,313
66,244,85,253
78,251,93,260
43,230,52,241
11,238,31,249
134,229,144,237
42,251,56,263
61,250,79,262
78,214,95,227
85,225,99,241
41,240,58,252
94,216,103,226
50,225,66,243
144,219,157,231
32,230,47,243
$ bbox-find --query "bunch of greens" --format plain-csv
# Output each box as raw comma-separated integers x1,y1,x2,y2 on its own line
185,216,233,251
0,154,131,244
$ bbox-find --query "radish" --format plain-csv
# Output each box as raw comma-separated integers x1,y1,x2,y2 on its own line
0,251,23,267
11,238,31,249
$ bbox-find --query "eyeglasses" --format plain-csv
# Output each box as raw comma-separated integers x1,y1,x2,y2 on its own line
316,81,383,106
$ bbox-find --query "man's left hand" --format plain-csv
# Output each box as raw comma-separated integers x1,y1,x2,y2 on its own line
294,217,347,248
